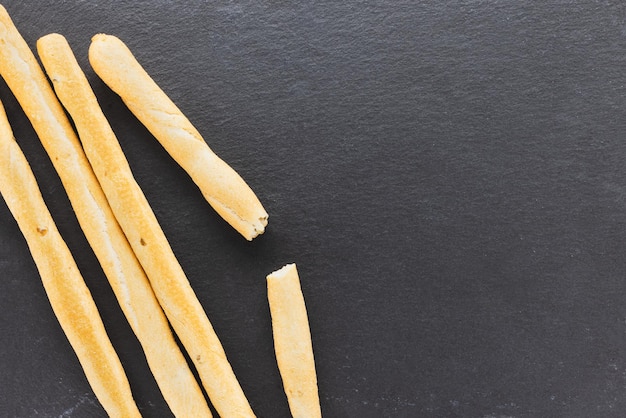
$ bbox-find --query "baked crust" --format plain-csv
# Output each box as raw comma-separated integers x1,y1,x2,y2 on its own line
37,33,213,418
0,99,141,417
267,264,322,418
36,32,254,418
0,7,143,416
89,33,268,241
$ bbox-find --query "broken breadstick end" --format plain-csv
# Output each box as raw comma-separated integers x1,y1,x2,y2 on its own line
250,215,268,239
207,195,267,240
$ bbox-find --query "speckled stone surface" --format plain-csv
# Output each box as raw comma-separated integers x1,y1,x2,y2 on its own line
2,1,626,417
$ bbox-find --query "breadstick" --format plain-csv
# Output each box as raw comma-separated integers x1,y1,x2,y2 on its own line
36,34,213,418
37,34,255,418
0,98,141,417
89,33,268,241
0,7,209,418
0,6,211,416
267,264,322,418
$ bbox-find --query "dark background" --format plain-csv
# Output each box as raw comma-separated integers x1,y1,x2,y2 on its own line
1,1,626,417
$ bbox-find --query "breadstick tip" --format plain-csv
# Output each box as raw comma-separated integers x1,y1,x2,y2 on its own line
248,213,268,240
91,33,110,43
36,33,68,56
89,33,124,59
90,33,125,50
267,263,297,281
39,32,64,42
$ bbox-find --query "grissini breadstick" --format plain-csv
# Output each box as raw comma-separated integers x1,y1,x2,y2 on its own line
267,264,322,418
38,34,255,418
0,6,210,416
36,34,212,418
89,33,268,241
0,99,141,418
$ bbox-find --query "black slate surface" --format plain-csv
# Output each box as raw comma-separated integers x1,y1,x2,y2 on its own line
2,1,626,417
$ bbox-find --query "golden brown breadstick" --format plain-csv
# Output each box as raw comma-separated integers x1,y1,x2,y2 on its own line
89,33,268,241
36,33,212,418
0,98,141,417
37,33,255,417
267,264,322,418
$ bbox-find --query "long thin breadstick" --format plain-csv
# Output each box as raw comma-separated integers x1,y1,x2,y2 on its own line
89,33,268,241
0,6,211,416
267,264,322,418
36,34,212,418
37,34,255,418
0,99,141,417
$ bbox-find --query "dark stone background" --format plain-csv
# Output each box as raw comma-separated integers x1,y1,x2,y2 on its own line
1,1,626,417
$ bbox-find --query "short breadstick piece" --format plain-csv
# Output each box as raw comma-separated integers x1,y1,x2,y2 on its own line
37,33,212,418
267,264,322,418
0,98,141,417
37,33,254,418
89,33,268,241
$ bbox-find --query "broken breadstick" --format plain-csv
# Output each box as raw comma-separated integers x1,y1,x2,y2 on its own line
0,98,141,418
88,33,268,241
37,33,212,418
267,264,322,418
38,33,255,418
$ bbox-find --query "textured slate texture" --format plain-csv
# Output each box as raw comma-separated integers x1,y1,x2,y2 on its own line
2,1,626,417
